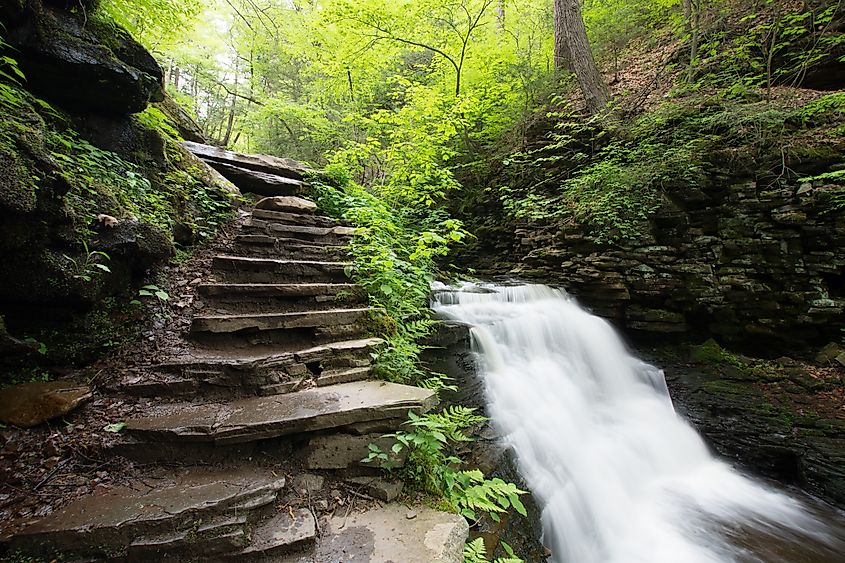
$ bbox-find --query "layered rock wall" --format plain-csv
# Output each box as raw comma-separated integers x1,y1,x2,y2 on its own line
464,175,845,349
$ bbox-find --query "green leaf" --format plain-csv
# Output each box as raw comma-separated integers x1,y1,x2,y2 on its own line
104,422,127,433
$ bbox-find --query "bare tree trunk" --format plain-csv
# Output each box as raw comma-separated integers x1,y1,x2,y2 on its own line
496,0,505,29
553,0,573,70
687,0,701,82
222,65,239,146
554,0,610,114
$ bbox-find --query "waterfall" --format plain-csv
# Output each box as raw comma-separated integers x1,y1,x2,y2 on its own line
432,282,845,563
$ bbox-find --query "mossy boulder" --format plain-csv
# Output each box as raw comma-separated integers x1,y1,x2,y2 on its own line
1,0,163,114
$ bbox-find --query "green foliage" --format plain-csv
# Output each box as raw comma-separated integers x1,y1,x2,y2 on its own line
64,241,111,283
497,85,845,243
136,107,182,140
0,26,25,109
311,166,467,389
103,422,128,433
464,537,524,563
366,408,528,524
695,1,844,91
138,284,169,302
99,0,202,50
48,129,171,231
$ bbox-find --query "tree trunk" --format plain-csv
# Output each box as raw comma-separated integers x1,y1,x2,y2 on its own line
554,0,610,114
687,0,701,82
553,0,573,70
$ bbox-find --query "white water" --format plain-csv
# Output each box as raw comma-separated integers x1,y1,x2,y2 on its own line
432,282,845,563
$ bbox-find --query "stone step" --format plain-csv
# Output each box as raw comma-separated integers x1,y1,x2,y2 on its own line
236,508,316,558
254,196,318,215
6,466,286,559
279,504,468,563
125,381,438,445
210,255,351,284
251,208,341,228
243,217,355,243
230,234,349,260
314,366,372,387
127,514,248,559
191,308,373,334
120,338,384,398
197,282,366,314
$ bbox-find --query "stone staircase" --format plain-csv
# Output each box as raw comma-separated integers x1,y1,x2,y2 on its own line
3,143,467,562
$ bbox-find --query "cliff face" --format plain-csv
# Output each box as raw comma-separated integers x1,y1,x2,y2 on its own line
459,139,844,352
0,1,237,376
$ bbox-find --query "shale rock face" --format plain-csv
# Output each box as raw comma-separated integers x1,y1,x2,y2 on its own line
2,1,164,114
462,177,845,349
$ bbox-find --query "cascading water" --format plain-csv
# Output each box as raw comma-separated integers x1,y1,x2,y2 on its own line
432,282,845,563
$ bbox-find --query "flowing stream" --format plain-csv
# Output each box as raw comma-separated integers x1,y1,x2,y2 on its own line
432,282,845,563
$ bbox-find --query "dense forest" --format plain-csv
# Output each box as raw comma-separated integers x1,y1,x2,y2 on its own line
1,0,844,561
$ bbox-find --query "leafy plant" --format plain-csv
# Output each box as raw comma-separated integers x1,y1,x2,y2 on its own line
65,241,112,283
103,422,128,433
138,284,169,302
366,407,528,524
0,26,25,109
311,166,468,390
464,537,524,563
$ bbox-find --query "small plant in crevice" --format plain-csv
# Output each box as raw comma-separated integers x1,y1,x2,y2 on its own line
65,241,112,283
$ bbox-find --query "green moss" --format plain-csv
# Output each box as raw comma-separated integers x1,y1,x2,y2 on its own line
701,379,758,398
689,338,749,370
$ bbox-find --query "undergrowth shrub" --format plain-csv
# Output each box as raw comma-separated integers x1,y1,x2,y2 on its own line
311,164,468,390
497,89,844,243
366,407,528,559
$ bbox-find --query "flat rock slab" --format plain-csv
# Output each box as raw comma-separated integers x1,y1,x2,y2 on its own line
255,196,318,214
0,381,91,428
127,381,438,445
239,508,316,557
208,161,305,196
283,505,467,563
8,466,286,556
182,141,311,179
211,256,350,281
191,308,373,333
198,283,361,298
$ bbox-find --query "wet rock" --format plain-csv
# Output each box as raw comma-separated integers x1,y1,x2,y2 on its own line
816,342,845,365
312,504,468,563
301,433,405,470
8,466,286,558
664,361,845,507
94,219,174,274
455,174,845,349
182,141,310,179
292,473,324,495
125,381,438,446
155,93,206,143
345,476,403,502
240,508,316,556
3,2,164,114
0,381,91,428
